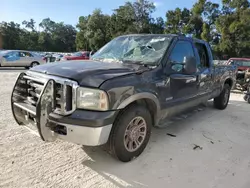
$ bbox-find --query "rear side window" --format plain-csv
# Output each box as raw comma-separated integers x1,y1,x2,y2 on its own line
19,52,33,57
195,43,209,68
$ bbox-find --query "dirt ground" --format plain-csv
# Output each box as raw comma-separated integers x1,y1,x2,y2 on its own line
0,72,250,188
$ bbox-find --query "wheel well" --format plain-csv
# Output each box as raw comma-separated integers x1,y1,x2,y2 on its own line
31,61,39,64
124,99,157,126
225,78,233,88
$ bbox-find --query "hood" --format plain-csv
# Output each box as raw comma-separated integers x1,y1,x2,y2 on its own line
30,60,140,87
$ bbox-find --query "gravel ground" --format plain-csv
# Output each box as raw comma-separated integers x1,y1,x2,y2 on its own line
0,72,250,188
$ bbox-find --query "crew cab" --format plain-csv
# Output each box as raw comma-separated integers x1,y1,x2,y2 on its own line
11,34,237,162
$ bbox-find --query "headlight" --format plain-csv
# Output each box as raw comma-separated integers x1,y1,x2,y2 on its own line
76,87,109,111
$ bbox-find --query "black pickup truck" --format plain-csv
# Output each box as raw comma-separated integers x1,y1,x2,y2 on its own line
11,34,237,162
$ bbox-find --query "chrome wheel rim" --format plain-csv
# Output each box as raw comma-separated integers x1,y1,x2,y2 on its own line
124,116,147,152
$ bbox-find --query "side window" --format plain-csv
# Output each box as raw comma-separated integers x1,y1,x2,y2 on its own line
195,43,209,68
169,41,195,72
20,52,32,57
25,52,32,57
8,51,19,58
19,52,26,57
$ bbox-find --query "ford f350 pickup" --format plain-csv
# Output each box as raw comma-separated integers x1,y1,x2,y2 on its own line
11,34,237,162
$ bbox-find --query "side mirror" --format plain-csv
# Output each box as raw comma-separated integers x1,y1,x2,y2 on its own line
184,56,197,74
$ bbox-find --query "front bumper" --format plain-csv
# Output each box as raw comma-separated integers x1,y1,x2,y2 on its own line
11,73,117,146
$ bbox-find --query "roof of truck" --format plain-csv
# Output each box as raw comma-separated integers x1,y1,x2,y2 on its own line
120,34,207,44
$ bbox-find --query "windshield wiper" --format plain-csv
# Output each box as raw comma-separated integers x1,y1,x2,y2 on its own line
121,59,156,68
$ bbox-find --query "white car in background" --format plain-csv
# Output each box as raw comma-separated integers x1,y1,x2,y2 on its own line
0,50,45,68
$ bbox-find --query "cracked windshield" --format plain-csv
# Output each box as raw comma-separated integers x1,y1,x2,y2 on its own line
91,35,172,65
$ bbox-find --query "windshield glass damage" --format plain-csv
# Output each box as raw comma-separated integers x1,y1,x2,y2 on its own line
91,35,173,66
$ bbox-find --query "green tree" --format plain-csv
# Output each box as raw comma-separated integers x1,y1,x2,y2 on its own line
216,0,250,57
0,21,23,49
76,16,90,50
165,8,191,34
85,9,111,51
110,2,137,37
133,0,156,33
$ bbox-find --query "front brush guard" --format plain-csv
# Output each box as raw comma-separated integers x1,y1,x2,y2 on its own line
11,73,57,142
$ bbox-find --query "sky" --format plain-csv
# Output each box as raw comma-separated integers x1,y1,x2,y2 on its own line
1,0,221,29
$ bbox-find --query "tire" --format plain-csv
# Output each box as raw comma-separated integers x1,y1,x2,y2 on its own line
213,84,231,110
248,97,250,104
30,62,39,68
244,95,248,101
108,104,152,162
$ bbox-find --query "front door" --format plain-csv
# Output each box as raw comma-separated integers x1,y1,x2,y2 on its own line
159,40,199,121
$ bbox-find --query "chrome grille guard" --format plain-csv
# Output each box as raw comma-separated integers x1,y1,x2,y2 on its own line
11,71,78,141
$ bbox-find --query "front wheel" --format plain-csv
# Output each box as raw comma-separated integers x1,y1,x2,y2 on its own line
108,104,152,162
213,84,230,110
30,62,39,68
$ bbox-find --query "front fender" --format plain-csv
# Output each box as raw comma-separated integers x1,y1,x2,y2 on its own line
116,92,161,125
117,92,160,110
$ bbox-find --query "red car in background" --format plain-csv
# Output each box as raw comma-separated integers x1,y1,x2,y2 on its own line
61,51,90,61
226,58,250,71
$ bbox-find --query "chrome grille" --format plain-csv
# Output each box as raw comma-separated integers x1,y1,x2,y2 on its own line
20,71,78,116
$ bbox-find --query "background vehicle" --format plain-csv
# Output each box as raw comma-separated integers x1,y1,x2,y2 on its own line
54,54,64,61
0,50,45,68
226,58,250,90
11,34,236,162
226,58,250,72
61,51,90,61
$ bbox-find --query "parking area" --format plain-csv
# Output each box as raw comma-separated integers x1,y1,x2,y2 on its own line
0,71,250,188
0,67,26,72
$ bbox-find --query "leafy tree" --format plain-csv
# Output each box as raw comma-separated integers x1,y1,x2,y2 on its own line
150,17,165,34
85,9,111,51
76,16,90,50
216,0,250,57
165,8,191,34
110,2,137,37
133,0,156,33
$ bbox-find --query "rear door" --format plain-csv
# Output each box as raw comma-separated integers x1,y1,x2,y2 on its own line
194,42,213,97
